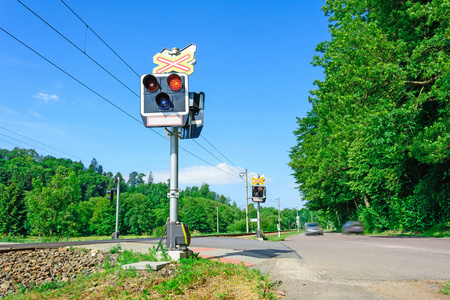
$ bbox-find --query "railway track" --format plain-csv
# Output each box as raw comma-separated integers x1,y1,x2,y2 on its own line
0,230,296,253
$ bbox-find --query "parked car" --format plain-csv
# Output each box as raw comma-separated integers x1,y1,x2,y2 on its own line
305,222,323,235
342,221,365,234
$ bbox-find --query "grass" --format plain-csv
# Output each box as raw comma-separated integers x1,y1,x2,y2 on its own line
0,234,156,244
264,231,304,241
369,228,450,238
440,282,450,295
4,247,278,300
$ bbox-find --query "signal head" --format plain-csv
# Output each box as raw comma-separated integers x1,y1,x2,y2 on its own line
167,74,183,91
156,93,172,110
143,75,159,92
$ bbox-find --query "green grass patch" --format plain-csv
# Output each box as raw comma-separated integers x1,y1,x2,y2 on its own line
265,231,304,241
370,226,450,238
440,281,450,295
0,234,157,244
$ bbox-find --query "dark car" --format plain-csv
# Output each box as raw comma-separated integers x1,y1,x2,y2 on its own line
305,222,323,236
342,221,365,234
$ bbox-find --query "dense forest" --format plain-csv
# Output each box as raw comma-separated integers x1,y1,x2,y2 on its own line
289,0,449,232
0,147,308,238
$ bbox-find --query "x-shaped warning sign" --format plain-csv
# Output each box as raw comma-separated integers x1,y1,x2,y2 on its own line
251,176,265,185
153,51,195,75
153,44,196,75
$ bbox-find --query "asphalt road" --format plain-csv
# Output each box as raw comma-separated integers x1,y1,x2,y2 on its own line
258,232,450,299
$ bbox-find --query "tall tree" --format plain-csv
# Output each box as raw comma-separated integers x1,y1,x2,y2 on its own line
26,167,82,237
0,182,27,235
289,0,450,231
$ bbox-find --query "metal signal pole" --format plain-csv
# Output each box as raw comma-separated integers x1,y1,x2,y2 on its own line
216,205,219,233
278,198,281,238
169,127,179,223
245,169,249,233
113,177,120,239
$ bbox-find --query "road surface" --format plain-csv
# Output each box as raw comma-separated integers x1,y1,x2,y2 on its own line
258,232,450,299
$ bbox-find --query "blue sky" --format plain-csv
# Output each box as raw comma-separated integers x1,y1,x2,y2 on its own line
0,0,329,210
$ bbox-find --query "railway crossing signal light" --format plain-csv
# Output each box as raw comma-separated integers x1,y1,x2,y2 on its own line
140,73,189,127
106,190,114,204
181,92,205,139
251,185,266,203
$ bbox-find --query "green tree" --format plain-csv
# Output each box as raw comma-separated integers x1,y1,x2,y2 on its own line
289,0,450,231
26,167,81,237
0,182,27,235
89,196,114,235
120,193,155,234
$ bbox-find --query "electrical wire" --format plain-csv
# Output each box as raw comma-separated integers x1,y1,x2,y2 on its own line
0,131,118,173
191,139,242,177
0,26,239,179
59,0,140,78
17,0,139,98
0,132,64,159
52,1,245,178
16,0,246,180
200,136,244,173
0,125,86,163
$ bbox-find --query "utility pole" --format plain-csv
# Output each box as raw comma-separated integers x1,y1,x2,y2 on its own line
113,177,120,239
239,169,249,233
216,205,219,233
169,127,179,224
245,169,249,233
278,198,281,238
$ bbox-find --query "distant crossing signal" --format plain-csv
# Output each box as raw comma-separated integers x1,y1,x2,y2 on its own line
251,185,266,203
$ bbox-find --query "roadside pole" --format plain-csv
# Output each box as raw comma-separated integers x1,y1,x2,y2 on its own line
169,127,179,224
115,177,120,238
245,169,249,233
278,198,281,238
216,205,219,233
167,127,180,251
256,202,261,237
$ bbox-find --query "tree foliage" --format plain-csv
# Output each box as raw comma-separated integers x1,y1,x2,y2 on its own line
289,0,450,231
0,147,302,238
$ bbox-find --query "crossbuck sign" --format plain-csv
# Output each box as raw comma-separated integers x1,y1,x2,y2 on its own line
153,44,196,75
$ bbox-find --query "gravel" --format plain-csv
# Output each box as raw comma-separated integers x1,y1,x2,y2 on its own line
0,247,116,298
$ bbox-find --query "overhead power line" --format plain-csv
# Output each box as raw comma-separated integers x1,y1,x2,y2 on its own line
10,1,244,180
0,125,86,163
59,0,140,78
0,26,240,179
0,132,64,159
201,136,244,173
17,0,139,98
191,139,242,178
50,1,245,178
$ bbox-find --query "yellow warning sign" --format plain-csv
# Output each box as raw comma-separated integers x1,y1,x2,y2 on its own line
251,176,265,185
153,51,195,75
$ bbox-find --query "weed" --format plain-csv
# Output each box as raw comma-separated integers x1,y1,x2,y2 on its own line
36,280,66,292
109,243,122,254
440,281,450,295
104,255,112,269
148,242,171,261
5,248,276,299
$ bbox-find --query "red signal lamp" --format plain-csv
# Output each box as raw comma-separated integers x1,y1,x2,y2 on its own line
143,75,159,92
168,74,183,91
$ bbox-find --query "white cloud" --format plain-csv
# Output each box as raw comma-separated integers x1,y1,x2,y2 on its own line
151,163,244,185
33,92,59,102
